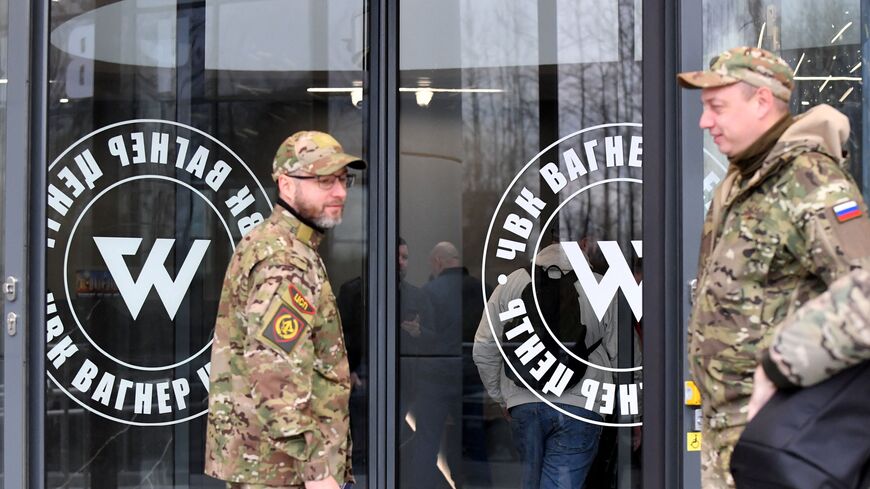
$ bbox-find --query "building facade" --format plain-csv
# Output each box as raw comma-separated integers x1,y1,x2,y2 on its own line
0,1,868,488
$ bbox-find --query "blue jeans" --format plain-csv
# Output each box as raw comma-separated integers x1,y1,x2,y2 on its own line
509,403,603,489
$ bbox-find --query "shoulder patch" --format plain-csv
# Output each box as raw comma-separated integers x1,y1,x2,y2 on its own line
288,284,316,315
833,199,863,223
259,304,307,354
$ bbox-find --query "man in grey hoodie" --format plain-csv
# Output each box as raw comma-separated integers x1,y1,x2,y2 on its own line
473,238,623,489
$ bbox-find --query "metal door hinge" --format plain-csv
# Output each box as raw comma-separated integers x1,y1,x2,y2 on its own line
4,276,18,302
7,312,18,336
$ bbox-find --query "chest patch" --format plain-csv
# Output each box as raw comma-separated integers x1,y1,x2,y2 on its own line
833,200,863,223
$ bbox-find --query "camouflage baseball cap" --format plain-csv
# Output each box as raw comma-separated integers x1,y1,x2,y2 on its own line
272,131,366,180
677,46,794,101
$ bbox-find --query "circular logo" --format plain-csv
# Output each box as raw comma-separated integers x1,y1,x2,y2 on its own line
45,119,272,426
482,123,643,427
275,314,302,342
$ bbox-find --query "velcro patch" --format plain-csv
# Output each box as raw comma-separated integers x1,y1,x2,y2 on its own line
288,284,316,315
259,305,307,354
833,199,863,223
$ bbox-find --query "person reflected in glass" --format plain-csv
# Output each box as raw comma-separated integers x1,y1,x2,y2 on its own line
473,236,618,489
395,237,443,489
424,241,493,473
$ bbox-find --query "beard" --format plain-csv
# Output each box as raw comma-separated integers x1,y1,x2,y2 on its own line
294,186,344,229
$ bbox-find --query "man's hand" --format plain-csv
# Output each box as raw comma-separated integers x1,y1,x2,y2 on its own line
747,365,777,421
400,315,422,337
305,476,341,489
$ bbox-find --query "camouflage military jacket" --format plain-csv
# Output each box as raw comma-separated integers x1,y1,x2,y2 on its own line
763,268,870,388
205,204,352,487
688,105,870,488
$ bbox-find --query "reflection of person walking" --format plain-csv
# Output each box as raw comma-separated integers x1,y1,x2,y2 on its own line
678,47,870,489
473,242,618,489
204,131,366,489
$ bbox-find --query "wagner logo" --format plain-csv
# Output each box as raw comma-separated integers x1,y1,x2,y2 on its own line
94,237,211,320
45,119,271,426
561,241,642,322
289,285,315,315
482,123,643,428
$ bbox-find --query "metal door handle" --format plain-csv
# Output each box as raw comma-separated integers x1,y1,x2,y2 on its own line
7,312,18,336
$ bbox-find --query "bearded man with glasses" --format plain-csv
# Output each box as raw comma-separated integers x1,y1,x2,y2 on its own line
205,131,365,489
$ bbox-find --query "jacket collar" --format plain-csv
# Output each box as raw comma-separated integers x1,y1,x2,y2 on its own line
272,199,324,249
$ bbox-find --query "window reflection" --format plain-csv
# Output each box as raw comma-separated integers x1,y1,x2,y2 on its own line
701,0,865,208
45,1,368,488
399,1,643,487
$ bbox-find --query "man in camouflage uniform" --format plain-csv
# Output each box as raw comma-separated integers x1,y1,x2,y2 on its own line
205,131,366,489
748,267,870,418
678,47,870,488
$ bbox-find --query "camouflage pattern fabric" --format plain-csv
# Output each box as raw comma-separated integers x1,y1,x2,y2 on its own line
677,46,794,101
272,131,365,181
205,205,352,487
688,104,870,489
762,268,870,388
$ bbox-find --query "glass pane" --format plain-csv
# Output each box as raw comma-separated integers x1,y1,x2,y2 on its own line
701,0,866,209
45,1,368,487
397,1,643,488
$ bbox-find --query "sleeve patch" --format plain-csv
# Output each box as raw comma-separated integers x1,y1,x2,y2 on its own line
259,304,308,354
288,284,316,315
833,199,863,223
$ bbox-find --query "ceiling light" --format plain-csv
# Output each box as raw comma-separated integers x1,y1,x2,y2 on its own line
350,88,363,108
415,88,434,107
399,87,504,108
398,87,504,94
307,86,364,109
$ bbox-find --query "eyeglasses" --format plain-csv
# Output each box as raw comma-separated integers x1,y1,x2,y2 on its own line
286,173,356,189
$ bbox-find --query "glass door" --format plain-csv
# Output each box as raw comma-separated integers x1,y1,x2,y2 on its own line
44,1,369,487
396,1,643,488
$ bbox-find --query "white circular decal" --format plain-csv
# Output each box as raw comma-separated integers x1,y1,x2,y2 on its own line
482,123,643,427
45,119,272,426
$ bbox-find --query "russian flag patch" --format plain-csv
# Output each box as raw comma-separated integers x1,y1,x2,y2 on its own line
833,200,863,223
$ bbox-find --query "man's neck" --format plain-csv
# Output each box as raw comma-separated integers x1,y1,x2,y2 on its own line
277,197,325,234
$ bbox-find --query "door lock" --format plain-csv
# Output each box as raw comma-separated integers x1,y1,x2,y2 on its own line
7,312,18,336
4,276,18,302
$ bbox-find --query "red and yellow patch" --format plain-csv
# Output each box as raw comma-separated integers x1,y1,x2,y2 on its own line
273,310,304,343
288,284,316,315
260,305,307,354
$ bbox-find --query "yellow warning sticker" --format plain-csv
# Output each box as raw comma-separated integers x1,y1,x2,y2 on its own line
687,432,702,452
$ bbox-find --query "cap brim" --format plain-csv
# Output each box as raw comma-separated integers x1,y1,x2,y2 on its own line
677,71,739,89
313,153,367,175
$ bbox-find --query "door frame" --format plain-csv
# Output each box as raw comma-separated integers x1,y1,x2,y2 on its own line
4,0,48,487
642,0,685,487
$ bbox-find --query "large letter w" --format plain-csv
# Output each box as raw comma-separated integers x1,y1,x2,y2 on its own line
560,241,642,322
94,237,211,320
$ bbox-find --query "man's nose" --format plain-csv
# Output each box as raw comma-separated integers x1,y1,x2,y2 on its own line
699,110,714,129
331,180,348,200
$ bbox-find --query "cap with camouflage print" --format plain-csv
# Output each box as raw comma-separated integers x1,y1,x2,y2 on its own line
272,130,366,181
677,46,794,101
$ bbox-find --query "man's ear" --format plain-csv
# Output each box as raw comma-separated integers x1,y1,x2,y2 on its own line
276,174,295,202
754,87,777,117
